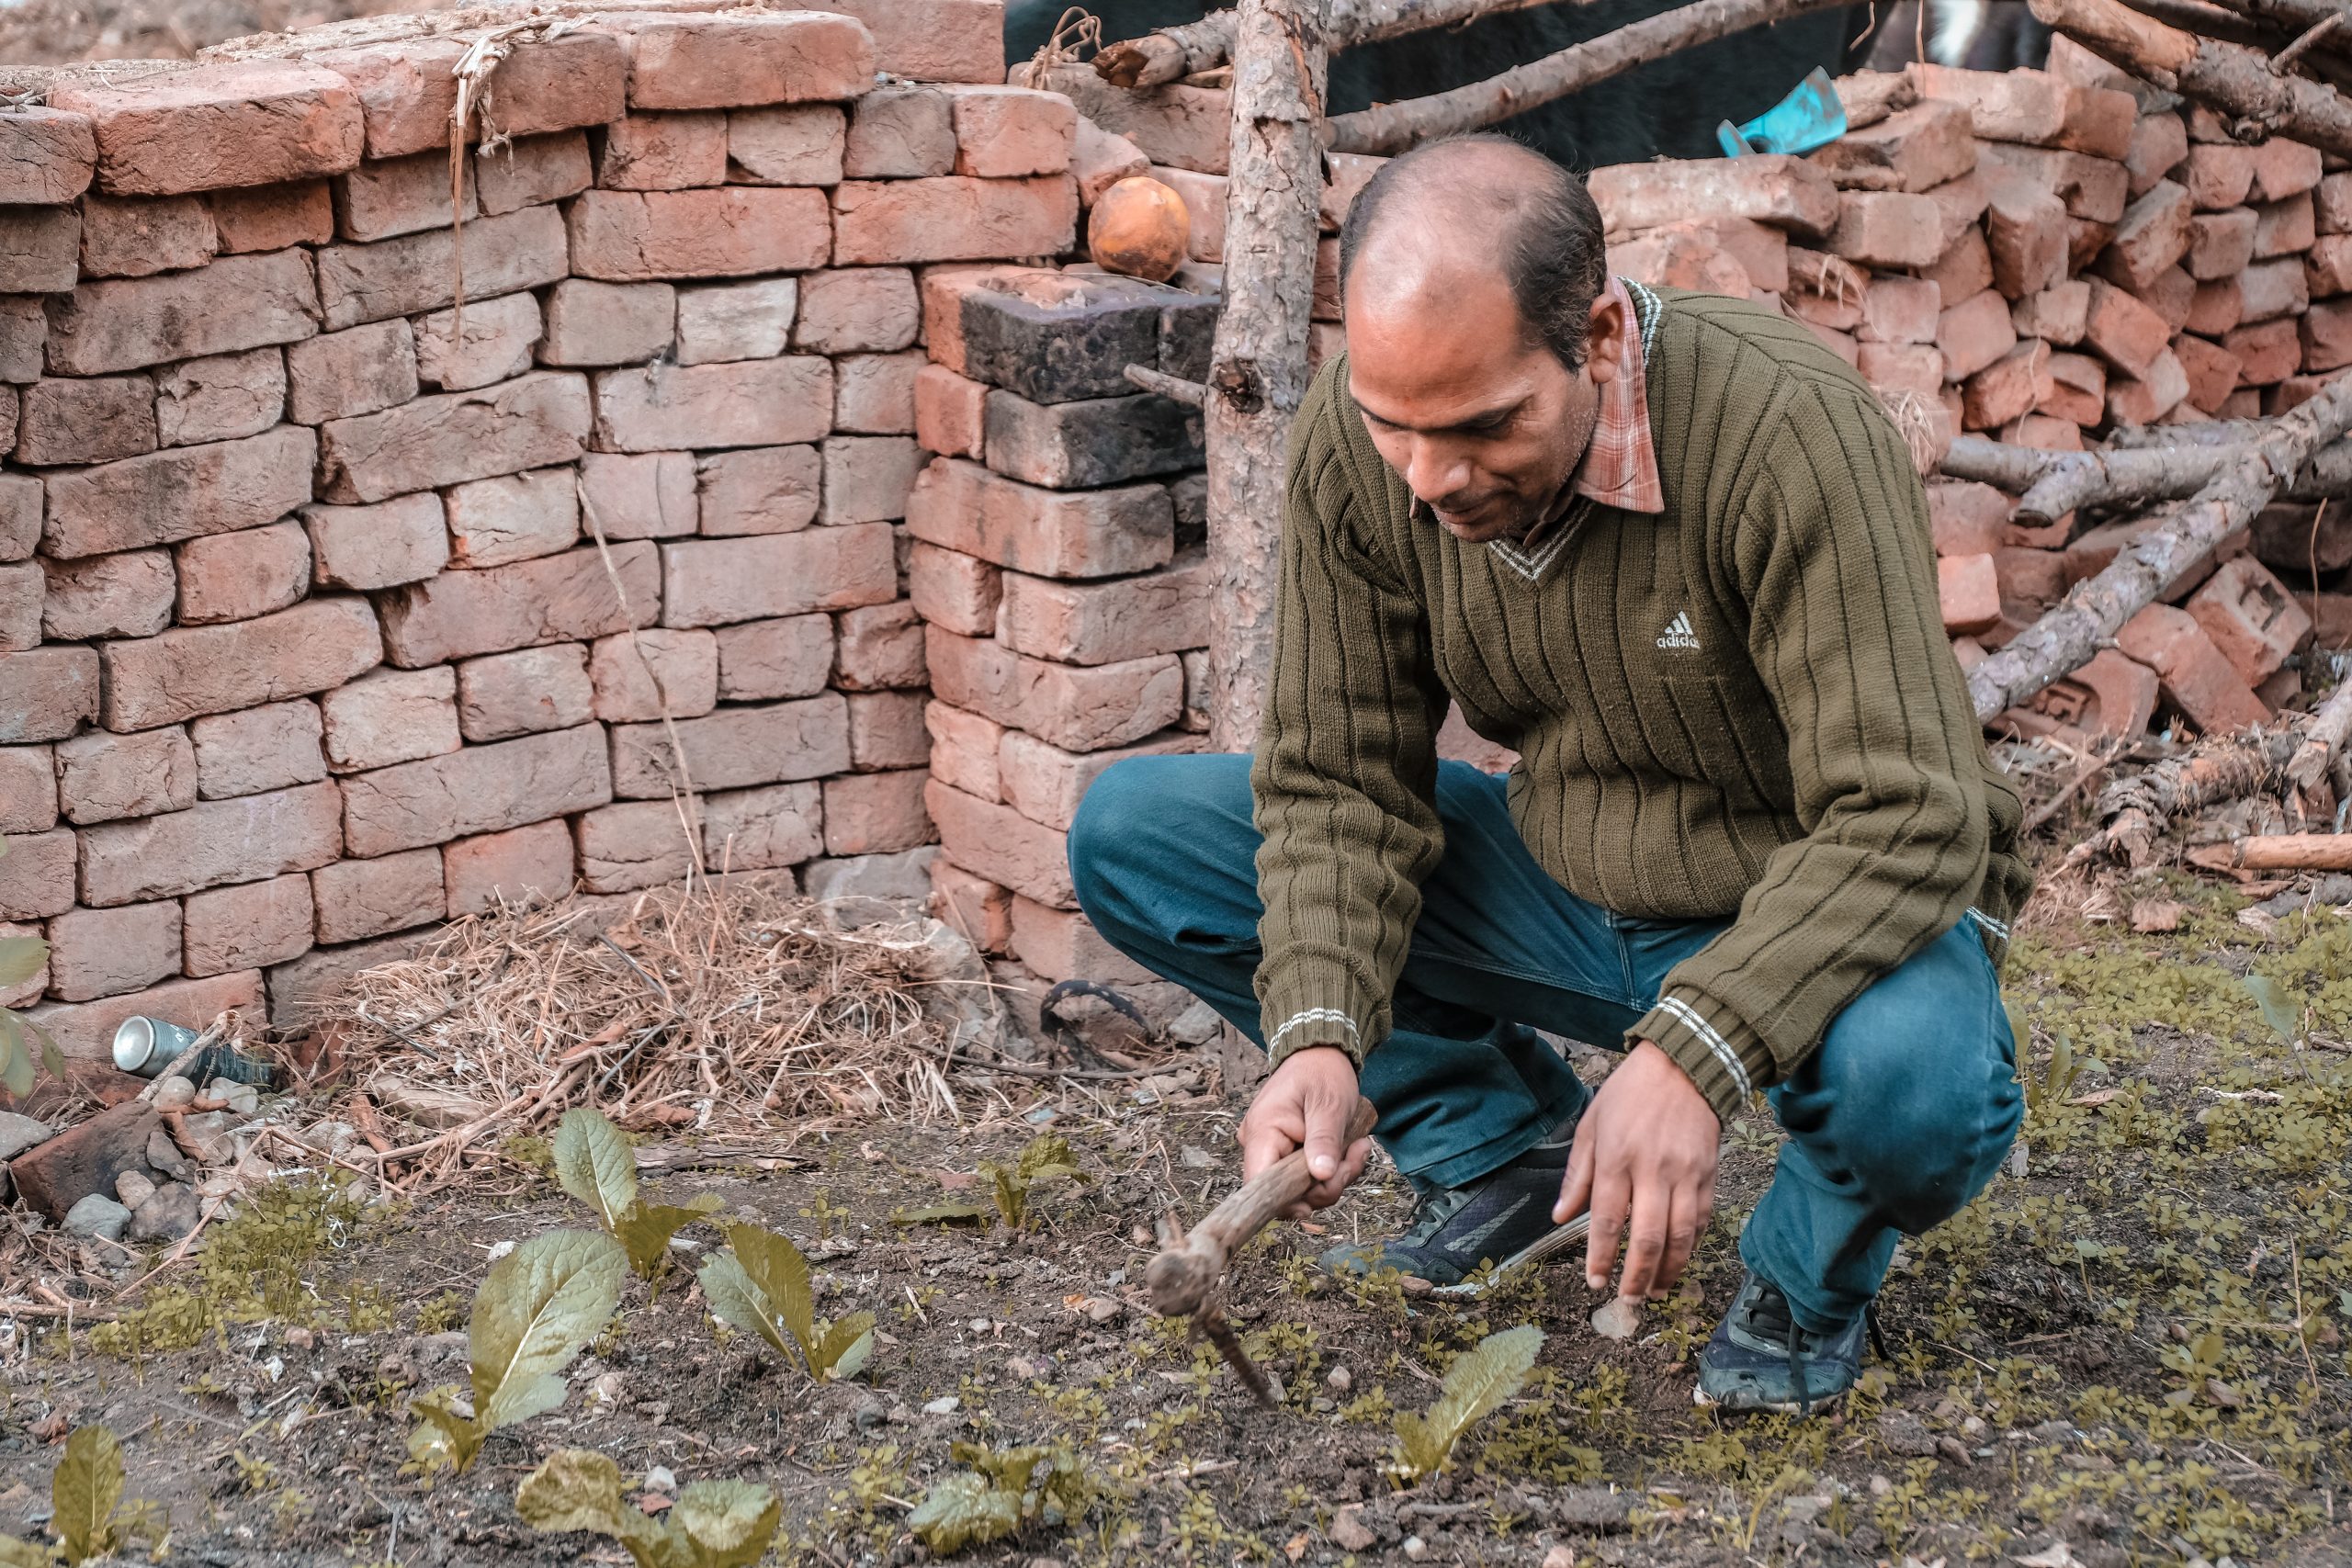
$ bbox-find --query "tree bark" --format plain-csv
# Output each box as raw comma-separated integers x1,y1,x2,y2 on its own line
1965,373,2352,724
1206,0,1332,754
1943,429,2352,517
2065,731,2297,867
1326,0,1857,155
2285,673,2352,793
2191,832,2352,871
2029,0,2352,155
2112,0,2300,53
1096,0,1585,87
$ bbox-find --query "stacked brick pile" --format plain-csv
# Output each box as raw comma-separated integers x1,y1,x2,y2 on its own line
0,2,1081,1060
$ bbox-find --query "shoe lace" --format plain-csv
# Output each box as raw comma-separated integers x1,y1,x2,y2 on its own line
1736,1279,1889,1418
1396,1186,1472,1247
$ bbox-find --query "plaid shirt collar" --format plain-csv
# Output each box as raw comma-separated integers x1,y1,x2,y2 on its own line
1568,276,1666,515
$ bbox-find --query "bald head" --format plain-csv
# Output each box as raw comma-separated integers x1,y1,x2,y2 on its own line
1338,135,1608,369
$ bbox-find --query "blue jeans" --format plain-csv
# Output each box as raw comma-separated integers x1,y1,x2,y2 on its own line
1068,753,2022,1332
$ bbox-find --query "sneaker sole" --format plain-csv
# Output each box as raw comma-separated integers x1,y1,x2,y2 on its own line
1690,1382,1843,1416
1428,1213,1591,1298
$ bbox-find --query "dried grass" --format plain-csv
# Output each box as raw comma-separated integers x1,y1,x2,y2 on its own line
306,879,999,1186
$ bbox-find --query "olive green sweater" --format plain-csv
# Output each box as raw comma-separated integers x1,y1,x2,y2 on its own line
1250,288,2033,1121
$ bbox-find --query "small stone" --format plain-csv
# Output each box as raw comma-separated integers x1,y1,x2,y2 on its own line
1403,1537,1430,1562
922,1395,959,1415
484,1238,518,1262
1329,1506,1376,1552
174,1109,234,1165
114,1169,157,1210
63,1192,130,1241
145,1127,194,1179
642,1464,676,1494
1543,1549,1577,1568
0,1111,51,1161
1082,1296,1124,1324
128,1181,201,1242
1590,1295,1645,1339
1552,1486,1634,1531
283,1325,316,1350
1326,1364,1352,1392
151,1075,196,1111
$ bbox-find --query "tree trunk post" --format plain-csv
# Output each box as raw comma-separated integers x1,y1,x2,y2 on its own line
1205,0,1331,754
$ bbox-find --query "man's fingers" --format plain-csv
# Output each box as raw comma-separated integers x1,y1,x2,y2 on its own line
1583,1169,1629,1292
1554,1124,1595,1224
1238,1116,1301,1184
1618,1182,1669,1303
1658,1199,1702,1297
1299,1093,1354,1183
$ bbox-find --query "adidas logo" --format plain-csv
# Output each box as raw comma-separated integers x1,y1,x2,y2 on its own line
1657,611,1701,650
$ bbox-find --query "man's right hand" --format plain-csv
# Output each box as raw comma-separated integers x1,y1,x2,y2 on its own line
1238,1044,1374,1219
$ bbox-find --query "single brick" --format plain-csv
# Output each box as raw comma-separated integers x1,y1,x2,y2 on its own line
1588,156,1838,237
2124,111,2188,197
907,457,1172,580
729,105,847,186
948,86,1075,180
2181,142,2256,210
263,935,415,1029
1974,141,2126,223
153,348,287,447
835,349,922,434
2185,209,2257,283
581,451,698,538
2307,233,2352,297
982,389,1204,491
922,626,1183,753
2241,257,2310,326
1857,276,1942,346
2250,139,2323,203
0,209,79,298
209,180,334,251
0,563,39,653
2104,346,2190,425
597,111,728,190
1938,553,2002,637
2254,193,2316,259
443,819,575,916
593,357,830,453
2117,603,2270,732
831,175,1077,265
1808,99,1974,194
78,780,343,906
0,647,99,743
42,424,314,560
342,724,611,856
820,435,922,525
661,525,897,627
101,596,381,729
321,666,461,773
833,599,924,690
317,370,590,504
997,550,1214,667
541,278,676,368
1826,189,1941,270
44,248,319,376
574,799,695,894
475,131,595,215
914,364,988,458
174,521,311,626
2081,278,2172,378
846,688,928,770
1937,288,2020,385
15,374,156,467
822,769,933,856
313,205,567,331
334,150,476,242
567,186,832,280
715,615,834,701
842,85,954,179
1922,226,1996,305
2222,318,2299,385
608,694,850,797
0,300,45,386
54,726,196,825
796,266,920,355
188,700,325,799
313,849,447,943
445,468,580,569
0,746,56,836
183,874,313,976
50,61,362,196
2175,333,2244,416
286,320,418,425
2041,351,2108,424
313,34,625,161
930,857,1012,953
413,292,544,392
696,446,820,536
0,827,75,919
702,783,823,872
944,268,1176,403
1910,63,2066,142
2307,301,2352,375
2186,555,2311,685
76,192,215,278
44,902,182,1001
589,627,719,721
613,11,875,109
924,699,1003,802
0,108,96,204
304,493,448,591
1009,897,1154,985
2188,278,2245,340
923,780,1071,908
800,0,1000,83
2092,178,2192,295
456,644,596,741
676,277,800,365
40,550,175,640
378,541,656,666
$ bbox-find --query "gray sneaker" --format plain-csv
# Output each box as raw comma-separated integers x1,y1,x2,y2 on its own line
1318,1107,1589,1296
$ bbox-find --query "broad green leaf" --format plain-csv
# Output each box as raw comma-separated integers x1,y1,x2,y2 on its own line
989,1166,1025,1229
613,1193,723,1281
2243,974,2301,1044
695,1252,799,1364
0,1015,31,1102
891,1201,994,1227
0,937,46,988
1392,1325,1543,1479
25,1018,61,1080
514,1449,630,1538
671,1480,780,1568
405,1388,483,1476
722,1224,814,1351
810,1312,875,1382
906,1472,1023,1553
0,1531,51,1567
469,1229,627,1440
553,1107,639,1231
51,1427,123,1565
1015,1134,1080,1181
956,1441,1047,1497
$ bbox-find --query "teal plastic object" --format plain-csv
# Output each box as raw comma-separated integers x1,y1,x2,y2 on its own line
1716,67,1848,159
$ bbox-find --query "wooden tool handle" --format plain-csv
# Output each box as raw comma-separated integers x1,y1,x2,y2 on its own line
1147,1096,1378,1317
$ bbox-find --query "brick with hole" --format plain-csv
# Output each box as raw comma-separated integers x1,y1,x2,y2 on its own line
79,781,343,906
46,249,319,377
0,747,56,837
476,132,595,216
305,493,449,592
715,615,834,702
51,60,362,196
695,446,820,536
102,596,380,730
313,849,447,943
210,180,334,251
378,541,656,667
342,724,611,857
568,187,832,280
45,902,183,1002
609,694,851,798
321,667,461,773
581,452,698,540
314,206,568,330
41,551,173,641
589,628,720,722
154,349,287,448
175,521,311,626
414,293,545,392
823,769,933,856
2187,557,2312,685
457,645,597,742
906,458,1171,581
54,727,197,826
834,600,925,690
184,874,313,976
444,818,576,916
676,277,799,365
318,370,590,504
660,525,897,627
596,111,728,190
831,175,1078,266
287,321,417,425
445,468,580,569
835,350,922,435
0,828,74,919
701,783,824,874
78,192,216,278
593,357,831,453
190,700,325,800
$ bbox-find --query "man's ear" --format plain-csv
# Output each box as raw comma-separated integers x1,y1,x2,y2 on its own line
1584,290,1627,387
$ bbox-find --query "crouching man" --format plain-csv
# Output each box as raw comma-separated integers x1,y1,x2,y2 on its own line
1069,136,2034,1414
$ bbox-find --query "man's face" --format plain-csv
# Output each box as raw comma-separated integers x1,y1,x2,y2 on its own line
1346,266,1619,545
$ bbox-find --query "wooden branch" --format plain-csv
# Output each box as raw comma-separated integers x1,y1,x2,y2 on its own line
2066,731,2298,867
1148,1097,1379,1317
2030,0,2352,154
1966,374,2352,724
1205,0,1331,751
1326,0,1853,154
2286,674,2352,793
1125,363,1209,405
1094,0,1589,87
1940,434,2066,492
2190,832,2352,870
2113,0,2299,52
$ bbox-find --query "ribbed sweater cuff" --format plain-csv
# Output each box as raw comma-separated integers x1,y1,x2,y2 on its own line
1630,986,1770,1125
1261,977,1374,1071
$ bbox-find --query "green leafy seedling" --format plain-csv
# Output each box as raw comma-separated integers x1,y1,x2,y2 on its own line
989,1134,1088,1232
2243,974,2305,1046
0,840,62,1099
1390,1325,1544,1481
906,1441,1091,1554
696,1223,874,1381
45,1427,167,1564
552,1106,723,1287
516,1449,777,1568
407,1228,627,1476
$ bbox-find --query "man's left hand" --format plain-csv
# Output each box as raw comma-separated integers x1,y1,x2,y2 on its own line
1554,1040,1721,1300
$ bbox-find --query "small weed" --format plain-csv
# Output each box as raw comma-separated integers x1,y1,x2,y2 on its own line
696,1223,873,1381
906,1441,1092,1553
517,1449,777,1568
1389,1325,1543,1482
